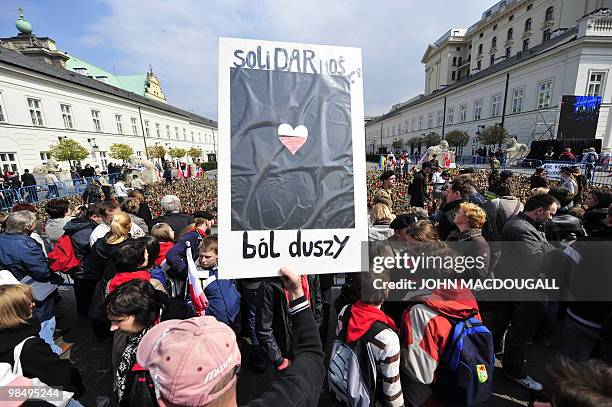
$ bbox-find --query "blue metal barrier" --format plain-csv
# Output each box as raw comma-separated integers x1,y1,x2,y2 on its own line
0,173,122,210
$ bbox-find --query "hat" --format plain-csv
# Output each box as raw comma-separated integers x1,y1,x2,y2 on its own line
136,317,241,406
500,170,513,179
570,165,581,173
559,166,572,173
193,210,215,220
379,170,395,181
390,213,428,230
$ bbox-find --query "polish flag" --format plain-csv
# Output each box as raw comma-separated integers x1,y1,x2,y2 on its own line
186,241,208,315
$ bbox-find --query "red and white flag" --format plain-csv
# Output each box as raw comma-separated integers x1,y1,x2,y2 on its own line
186,241,208,315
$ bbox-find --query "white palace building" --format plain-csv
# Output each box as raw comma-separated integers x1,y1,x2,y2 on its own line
366,0,612,156
0,11,217,174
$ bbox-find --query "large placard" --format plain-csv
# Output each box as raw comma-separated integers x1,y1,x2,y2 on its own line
218,37,367,279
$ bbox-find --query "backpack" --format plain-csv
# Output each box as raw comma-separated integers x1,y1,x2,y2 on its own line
328,305,388,407
47,234,80,273
432,315,494,407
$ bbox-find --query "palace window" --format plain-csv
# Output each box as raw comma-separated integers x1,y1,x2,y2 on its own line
60,104,73,129
537,80,553,109
474,99,482,120
545,6,554,22
460,104,467,122
156,123,161,138
115,114,123,134
27,98,44,126
131,117,138,135
0,93,5,123
587,72,606,97
490,94,502,117
91,110,102,132
144,120,150,137
0,152,19,173
512,88,524,113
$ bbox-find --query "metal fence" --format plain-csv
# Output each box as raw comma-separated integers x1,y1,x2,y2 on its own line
453,155,611,186
0,174,121,211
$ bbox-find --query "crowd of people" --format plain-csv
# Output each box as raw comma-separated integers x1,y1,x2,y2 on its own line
0,158,611,407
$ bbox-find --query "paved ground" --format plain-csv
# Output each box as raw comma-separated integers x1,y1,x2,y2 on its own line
56,284,559,407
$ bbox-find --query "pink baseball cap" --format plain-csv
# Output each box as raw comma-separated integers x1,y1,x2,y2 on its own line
136,316,241,406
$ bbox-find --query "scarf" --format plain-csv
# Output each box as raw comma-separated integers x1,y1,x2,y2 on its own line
346,301,397,344
114,327,149,404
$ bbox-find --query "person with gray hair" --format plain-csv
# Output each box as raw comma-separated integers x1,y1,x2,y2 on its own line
0,211,64,354
150,194,194,236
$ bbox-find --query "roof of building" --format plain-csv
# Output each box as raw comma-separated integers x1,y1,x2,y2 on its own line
0,46,216,127
367,27,578,127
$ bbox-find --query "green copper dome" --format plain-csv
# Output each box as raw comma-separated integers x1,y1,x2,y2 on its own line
16,9,33,35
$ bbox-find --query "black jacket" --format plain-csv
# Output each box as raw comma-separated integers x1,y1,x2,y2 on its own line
82,184,102,205
150,212,194,237
545,210,587,242
246,296,324,407
256,276,322,366
136,203,153,227
82,235,134,281
21,173,37,186
409,171,428,208
437,198,467,241
583,208,609,236
496,212,557,280
0,318,84,395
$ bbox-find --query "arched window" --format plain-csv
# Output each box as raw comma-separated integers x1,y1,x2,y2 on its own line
507,28,513,40
545,6,554,21
491,36,497,48
525,18,532,31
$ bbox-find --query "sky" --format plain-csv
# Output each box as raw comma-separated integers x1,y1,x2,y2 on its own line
1,0,494,121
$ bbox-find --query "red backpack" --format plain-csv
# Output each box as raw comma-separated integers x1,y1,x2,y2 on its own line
48,234,80,273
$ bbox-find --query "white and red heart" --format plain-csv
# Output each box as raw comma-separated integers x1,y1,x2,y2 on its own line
277,123,308,155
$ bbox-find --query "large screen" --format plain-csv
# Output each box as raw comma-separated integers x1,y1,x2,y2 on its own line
557,95,602,139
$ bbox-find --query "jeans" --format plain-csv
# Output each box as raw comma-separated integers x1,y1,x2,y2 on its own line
243,286,266,369
482,300,547,378
67,399,84,407
39,316,62,355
